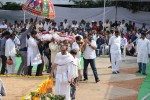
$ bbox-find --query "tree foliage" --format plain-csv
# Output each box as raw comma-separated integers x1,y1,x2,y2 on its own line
1,2,22,10
72,0,150,12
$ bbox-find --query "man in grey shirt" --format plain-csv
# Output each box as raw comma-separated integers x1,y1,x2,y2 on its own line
17,17,37,75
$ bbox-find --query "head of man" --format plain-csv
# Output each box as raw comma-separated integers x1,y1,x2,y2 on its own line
70,49,77,58
115,31,119,37
60,45,68,55
64,19,67,23
31,30,37,38
76,36,82,44
3,31,10,39
141,32,146,39
88,33,93,41
10,33,16,40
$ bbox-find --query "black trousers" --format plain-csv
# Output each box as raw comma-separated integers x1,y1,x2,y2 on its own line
0,55,7,74
28,65,33,76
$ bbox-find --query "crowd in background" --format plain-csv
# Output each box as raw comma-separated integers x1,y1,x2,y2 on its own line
0,18,149,76
0,18,150,100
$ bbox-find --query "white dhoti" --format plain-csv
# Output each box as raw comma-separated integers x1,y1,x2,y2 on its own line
7,56,16,74
111,52,121,72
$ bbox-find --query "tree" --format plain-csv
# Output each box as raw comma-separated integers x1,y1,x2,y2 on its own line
1,2,22,10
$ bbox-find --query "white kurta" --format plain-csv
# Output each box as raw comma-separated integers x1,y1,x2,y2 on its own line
5,38,16,74
137,38,150,63
72,42,81,59
109,36,121,72
27,36,42,66
54,52,76,100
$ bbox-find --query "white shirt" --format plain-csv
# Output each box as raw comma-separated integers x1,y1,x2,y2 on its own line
121,37,127,47
44,23,50,31
72,42,81,59
63,22,69,29
0,24,7,29
83,40,97,59
109,35,121,54
5,38,16,57
71,24,79,30
103,23,110,31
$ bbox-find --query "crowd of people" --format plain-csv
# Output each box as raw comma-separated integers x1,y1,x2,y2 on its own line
0,17,150,100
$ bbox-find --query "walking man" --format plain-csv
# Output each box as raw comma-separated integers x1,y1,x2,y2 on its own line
81,33,100,83
109,31,121,74
49,45,76,100
137,32,150,75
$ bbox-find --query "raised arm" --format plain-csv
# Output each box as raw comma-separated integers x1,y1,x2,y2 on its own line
26,17,38,36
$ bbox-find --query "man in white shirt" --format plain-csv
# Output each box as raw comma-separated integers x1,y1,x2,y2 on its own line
121,34,127,55
63,19,69,29
72,36,84,81
109,31,121,74
81,33,100,83
5,33,16,74
36,20,43,32
44,21,50,32
71,20,79,30
103,19,110,31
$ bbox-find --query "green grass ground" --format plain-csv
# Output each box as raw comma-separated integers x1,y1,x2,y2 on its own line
138,61,150,100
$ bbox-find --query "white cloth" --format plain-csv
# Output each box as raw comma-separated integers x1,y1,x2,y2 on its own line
72,42,81,59
6,56,16,74
137,38,150,63
71,24,79,30
44,23,50,31
49,42,59,63
5,39,16,57
103,23,110,31
54,52,76,100
121,37,127,47
73,58,80,78
63,22,69,29
111,53,121,72
83,40,97,59
27,36,42,66
109,36,121,72
109,35,121,55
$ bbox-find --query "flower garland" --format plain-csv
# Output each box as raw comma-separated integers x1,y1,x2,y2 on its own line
21,77,65,100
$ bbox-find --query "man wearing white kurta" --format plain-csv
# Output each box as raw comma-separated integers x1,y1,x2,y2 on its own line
109,31,121,74
5,33,16,74
72,36,84,81
137,32,150,75
27,31,42,76
50,45,76,100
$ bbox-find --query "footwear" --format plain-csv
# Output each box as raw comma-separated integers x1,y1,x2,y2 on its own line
83,78,88,81
142,73,147,75
108,66,112,68
136,70,141,73
112,71,117,74
96,79,100,83
117,71,120,73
